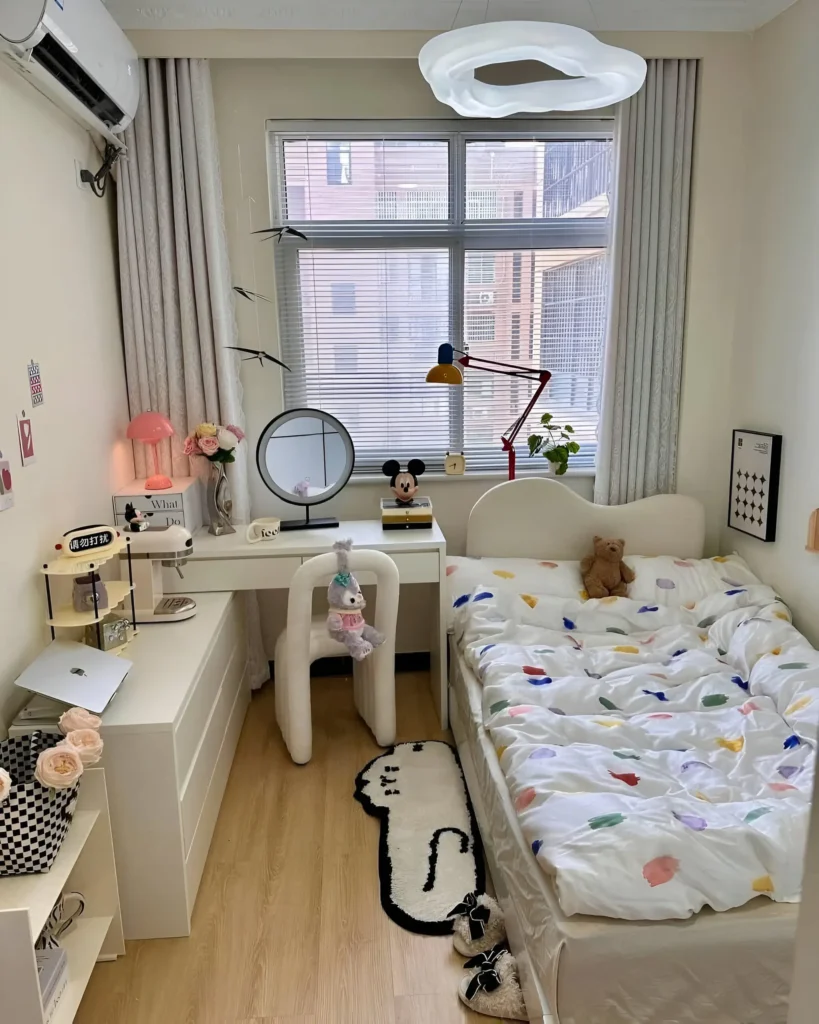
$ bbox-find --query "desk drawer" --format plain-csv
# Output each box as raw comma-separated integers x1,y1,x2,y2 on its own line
179,644,245,855
174,599,241,789
165,556,301,593
319,551,438,585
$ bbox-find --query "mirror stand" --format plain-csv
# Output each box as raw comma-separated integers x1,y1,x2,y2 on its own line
280,504,339,532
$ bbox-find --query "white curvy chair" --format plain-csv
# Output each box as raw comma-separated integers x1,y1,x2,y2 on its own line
274,548,399,764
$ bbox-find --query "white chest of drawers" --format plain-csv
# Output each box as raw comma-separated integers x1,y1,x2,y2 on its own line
103,592,248,939
13,593,249,940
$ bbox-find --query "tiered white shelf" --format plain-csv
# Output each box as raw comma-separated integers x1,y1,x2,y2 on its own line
0,768,124,1023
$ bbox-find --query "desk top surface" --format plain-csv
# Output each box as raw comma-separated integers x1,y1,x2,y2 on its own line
188,519,446,560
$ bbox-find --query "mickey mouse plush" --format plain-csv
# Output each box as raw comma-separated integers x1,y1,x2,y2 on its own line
382,459,425,505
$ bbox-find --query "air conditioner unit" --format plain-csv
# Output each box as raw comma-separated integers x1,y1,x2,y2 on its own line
0,0,139,149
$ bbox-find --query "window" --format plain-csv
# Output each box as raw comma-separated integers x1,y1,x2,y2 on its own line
325,141,352,185
268,122,613,473
331,282,356,315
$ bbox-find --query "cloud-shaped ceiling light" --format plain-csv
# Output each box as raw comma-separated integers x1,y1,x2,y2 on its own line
419,22,646,118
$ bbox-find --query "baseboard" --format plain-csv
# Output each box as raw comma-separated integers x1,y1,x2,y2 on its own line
269,652,431,681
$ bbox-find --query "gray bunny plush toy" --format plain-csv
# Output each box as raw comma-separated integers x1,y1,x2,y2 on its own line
326,539,386,661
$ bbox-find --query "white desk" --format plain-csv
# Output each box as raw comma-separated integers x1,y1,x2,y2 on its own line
162,520,449,726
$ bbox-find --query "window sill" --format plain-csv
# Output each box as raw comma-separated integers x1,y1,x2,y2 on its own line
348,468,596,485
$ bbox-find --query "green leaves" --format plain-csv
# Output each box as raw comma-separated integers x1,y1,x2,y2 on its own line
527,414,579,476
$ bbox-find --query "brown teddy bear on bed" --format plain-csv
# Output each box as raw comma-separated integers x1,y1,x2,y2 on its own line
581,536,635,599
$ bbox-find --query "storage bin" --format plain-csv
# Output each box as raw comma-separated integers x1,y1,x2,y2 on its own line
0,732,80,876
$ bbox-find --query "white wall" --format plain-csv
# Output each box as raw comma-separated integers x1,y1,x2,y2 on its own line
0,62,133,731
723,0,819,645
715,4,819,1017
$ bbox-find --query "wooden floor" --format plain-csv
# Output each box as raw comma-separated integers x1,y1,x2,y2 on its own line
77,672,498,1024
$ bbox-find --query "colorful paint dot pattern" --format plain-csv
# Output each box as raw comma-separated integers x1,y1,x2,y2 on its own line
744,807,771,823
614,645,640,654
529,747,557,760
785,696,812,715
520,594,539,608
609,770,640,787
674,812,707,831
493,569,516,579
515,787,537,811
701,694,729,707
599,697,619,711
643,856,680,887
717,737,744,752
656,578,676,590
589,813,625,830
752,875,774,894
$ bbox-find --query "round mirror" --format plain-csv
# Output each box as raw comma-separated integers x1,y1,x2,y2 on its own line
256,409,355,509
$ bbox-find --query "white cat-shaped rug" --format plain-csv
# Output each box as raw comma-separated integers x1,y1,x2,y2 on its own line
354,740,485,934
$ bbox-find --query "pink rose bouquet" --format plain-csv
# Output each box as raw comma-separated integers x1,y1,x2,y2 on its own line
183,422,244,464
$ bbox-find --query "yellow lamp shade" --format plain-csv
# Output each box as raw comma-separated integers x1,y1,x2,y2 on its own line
426,343,463,385
426,362,463,384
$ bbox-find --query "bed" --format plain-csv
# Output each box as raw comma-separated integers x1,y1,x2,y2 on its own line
448,478,807,1024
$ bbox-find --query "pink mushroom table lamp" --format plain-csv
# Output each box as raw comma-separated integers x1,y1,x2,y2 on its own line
127,411,174,490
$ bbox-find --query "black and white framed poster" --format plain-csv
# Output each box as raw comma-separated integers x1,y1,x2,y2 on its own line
728,429,782,541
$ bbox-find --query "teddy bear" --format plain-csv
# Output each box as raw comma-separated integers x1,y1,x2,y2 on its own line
580,536,635,599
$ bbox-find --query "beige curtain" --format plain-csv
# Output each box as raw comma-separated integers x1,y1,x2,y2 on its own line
117,58,267,688
595,59,698,505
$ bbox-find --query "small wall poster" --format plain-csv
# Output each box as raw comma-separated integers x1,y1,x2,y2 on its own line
0,455,14,511
728,429,782,542
17,411,36,467
28,360,43,407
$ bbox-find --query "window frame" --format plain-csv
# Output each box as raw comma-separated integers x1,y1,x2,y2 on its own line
267,119,614,475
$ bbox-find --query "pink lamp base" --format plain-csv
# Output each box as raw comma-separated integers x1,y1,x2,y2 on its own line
145,473,173,490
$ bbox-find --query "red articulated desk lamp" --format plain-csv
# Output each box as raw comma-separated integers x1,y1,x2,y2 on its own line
426,343,551,481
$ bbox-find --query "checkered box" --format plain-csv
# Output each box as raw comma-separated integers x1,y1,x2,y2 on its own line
0,732,80,877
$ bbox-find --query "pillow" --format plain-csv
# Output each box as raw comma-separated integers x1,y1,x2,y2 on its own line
624,553,762,607
446,557,583,628
446,552,763,627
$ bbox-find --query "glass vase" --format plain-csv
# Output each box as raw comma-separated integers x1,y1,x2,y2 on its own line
206,461,235,536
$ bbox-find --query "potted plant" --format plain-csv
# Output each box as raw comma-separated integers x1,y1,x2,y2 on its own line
527,413,580,476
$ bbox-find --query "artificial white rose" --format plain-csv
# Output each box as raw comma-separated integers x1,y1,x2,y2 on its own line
216,428,238,451
63,729,104,766
59,707,101,735
0,767,11,803
35,746,84,789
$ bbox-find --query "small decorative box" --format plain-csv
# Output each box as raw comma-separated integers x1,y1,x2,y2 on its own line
380,496,434,530
113,476,202,533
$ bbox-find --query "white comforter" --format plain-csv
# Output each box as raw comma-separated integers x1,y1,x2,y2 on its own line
451,557,818,920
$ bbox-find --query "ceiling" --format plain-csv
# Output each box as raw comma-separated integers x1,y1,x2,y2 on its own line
103,0,796,33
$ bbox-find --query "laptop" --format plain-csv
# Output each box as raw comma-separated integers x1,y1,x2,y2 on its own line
14,640,131,714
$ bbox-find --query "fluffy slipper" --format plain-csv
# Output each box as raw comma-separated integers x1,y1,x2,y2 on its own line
448,892,507,956
458,947,528,1020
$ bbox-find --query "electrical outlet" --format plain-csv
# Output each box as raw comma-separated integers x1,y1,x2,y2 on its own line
74,159,91,192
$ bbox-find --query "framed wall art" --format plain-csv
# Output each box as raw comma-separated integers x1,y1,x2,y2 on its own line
728,429,782,542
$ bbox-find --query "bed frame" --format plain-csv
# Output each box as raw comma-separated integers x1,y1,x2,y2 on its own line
466,477,706,561
451,478,707,1023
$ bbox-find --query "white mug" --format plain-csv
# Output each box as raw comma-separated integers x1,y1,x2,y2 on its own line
246,517,281,543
